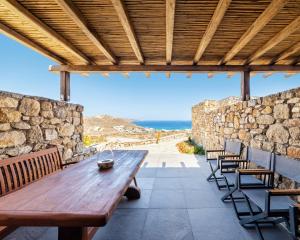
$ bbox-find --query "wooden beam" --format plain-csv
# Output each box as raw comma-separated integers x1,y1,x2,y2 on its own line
248,17,300,64
55,0,117,64
0,22,66,64
221,0,288,64
272,42,300,64
193,0,231,64
49,64,300,73
165,72,171,78
2,0,91,64
110,0,143,64
60,71,70,101
241,71,250,101
166,0,176,64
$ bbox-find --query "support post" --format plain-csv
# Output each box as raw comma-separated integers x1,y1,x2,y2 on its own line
60,71,70,101
241,71,250,101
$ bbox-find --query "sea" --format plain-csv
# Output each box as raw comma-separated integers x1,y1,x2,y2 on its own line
134,120,192,131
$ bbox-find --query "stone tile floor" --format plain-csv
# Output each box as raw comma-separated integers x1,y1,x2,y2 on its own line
5,139,292,240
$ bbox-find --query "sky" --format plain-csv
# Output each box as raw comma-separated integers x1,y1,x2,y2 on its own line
0,34,299,120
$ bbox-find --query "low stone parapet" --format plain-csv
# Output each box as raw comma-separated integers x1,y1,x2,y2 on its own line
0,90,84,161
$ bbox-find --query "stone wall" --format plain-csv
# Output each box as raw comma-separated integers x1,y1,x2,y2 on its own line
192,87,300,159
0,91,84,161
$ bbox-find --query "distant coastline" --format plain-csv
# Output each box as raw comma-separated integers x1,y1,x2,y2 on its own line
134,120,192,131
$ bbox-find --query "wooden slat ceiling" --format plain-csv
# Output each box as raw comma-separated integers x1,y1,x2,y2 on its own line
0,0,299,70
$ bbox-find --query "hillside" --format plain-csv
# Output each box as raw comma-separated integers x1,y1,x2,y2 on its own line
83,115,148,136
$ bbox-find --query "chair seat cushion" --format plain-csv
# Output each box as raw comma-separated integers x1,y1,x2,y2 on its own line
242,189,295,212
223,173,262,186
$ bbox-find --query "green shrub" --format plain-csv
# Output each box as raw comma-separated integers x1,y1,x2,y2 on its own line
83,135,107,146
176,139,205,155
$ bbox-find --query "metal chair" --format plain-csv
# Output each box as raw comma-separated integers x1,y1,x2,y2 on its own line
237,154,300,240
220,147,274,218
205,139,243,189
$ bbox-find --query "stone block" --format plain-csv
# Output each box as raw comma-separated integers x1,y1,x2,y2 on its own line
287,146,300,159
11,121,31,130
19,98,40,116
256,115,274,125
266,124,289,144
0,131,26,148
45,129,58,141
0,96,18,108
0,109,21,123
273,104,290,119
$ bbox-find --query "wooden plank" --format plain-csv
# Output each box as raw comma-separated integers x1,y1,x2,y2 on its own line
2,0,91,64
49,64,300,73
0,150,148,227
0,171,5,195
60,71,70,102
166,0,176,64
0,22,66,64
221,0,289,64
241,71,250,101
55,0,117,64
248,16,300,64
271,42,300,64
193,0,231,64
110,0,143,64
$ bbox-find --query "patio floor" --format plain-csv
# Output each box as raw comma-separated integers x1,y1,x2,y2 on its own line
4,139,292,240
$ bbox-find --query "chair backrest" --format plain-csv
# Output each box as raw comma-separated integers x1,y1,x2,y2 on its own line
274,154,300,183
247,147,273,170
224,140,242,155
0,147,63,197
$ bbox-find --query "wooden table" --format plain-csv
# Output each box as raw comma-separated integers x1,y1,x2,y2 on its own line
0,150,148,240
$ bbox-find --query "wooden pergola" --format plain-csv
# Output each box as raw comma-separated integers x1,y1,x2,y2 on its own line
0,0,299,101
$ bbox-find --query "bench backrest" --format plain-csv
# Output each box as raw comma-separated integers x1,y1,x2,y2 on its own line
247,147,273,170
224,140,242,155
274,154,300,183
0,147,63,197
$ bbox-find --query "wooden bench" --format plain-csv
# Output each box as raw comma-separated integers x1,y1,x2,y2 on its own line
0,149,147,240
0,147,77,238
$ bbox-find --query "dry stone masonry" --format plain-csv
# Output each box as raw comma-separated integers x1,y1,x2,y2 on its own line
0,91,84,161
192,87,300,159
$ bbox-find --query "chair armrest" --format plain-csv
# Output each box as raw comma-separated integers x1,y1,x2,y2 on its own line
206,149,224,153
237,169,274,189
219,154,241,159
268,189,300,196
237,169,273,175
220,158,247,163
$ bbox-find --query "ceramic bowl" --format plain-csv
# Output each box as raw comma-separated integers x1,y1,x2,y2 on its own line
97,159,114,170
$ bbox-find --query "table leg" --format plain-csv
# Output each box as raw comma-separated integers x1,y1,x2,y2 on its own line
124,178,141,200
58,227,84,240
58,227,99,240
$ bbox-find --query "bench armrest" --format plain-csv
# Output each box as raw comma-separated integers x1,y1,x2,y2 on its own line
61,161,79,168
237,169,274,175
268,189,300,196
